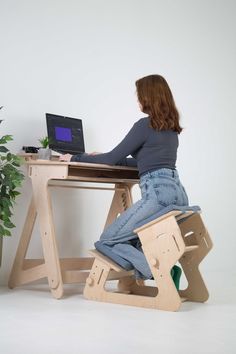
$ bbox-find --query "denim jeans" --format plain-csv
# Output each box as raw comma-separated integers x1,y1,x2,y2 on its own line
98,168,189,279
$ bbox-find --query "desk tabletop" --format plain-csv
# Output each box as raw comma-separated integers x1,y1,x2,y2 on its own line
21,154,140,182
20,153,138,171
25,159,138,171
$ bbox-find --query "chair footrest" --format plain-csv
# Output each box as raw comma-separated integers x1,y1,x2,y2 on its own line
89,249,126,272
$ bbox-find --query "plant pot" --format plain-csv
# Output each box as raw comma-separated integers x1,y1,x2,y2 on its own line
38,148,52,160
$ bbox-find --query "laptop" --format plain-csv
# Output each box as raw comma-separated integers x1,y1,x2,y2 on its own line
46,113,85,155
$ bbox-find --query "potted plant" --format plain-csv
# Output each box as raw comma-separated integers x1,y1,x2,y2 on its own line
0,113,25,265
38,136,52,160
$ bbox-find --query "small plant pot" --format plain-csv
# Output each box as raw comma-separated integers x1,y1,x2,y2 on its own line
38,148,52,160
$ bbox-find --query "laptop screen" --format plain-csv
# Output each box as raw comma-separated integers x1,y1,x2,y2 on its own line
46,113,85,155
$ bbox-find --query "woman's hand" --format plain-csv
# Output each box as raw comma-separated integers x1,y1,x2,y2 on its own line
59,154,72,162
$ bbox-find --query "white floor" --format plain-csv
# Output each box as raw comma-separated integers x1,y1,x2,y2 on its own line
0,271,235,354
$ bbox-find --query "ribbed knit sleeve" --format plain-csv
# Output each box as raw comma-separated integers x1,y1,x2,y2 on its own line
70,119,146,165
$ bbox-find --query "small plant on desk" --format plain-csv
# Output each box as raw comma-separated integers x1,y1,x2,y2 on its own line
38,136,50,148
38,136,52,160
0,116,25,265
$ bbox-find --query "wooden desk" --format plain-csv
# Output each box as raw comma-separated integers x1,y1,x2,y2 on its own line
8,160,139,298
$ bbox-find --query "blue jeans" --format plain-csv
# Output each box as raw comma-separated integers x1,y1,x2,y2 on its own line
99,168,189,279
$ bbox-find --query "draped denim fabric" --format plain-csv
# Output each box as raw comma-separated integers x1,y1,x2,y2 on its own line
98,168,189,279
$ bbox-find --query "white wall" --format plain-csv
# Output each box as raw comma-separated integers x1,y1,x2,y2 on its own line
0,0,235,284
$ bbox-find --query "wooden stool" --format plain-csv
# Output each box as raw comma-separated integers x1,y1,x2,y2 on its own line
84,209,213,311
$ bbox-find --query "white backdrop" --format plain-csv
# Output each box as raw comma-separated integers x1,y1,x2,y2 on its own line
0,0,235,284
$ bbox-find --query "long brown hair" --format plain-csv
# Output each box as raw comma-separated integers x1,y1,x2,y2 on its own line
135,75,182,133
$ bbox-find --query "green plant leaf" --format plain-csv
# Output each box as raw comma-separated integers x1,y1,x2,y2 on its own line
3,220,15,228
12,161,21,167
0,224,11,237
0,135,13,144
38,136,50,148
0,146,9,153
0,224,5,236
9,190,21,198
2,228,11,237
6,153,12,161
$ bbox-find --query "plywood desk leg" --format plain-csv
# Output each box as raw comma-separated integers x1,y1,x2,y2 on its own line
103,183,134,291
8,197,37,288
30,165,67,299
103,183,134,229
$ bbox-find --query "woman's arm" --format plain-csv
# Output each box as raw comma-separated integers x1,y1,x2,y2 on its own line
69,119,146,165
116,157,137,167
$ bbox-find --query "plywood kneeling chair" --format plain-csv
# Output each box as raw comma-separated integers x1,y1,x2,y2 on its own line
84,205,213,311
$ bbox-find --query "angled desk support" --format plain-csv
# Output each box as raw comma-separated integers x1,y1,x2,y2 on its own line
8,160,139,299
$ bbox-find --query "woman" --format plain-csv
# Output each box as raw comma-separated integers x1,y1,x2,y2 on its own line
59,74,189,279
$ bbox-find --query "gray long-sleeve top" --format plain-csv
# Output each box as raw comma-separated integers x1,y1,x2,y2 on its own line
71,117,178,177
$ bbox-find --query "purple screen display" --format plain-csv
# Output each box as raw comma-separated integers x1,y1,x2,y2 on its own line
55,126,72,142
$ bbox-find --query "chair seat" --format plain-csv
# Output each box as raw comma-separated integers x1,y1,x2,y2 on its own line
134,204,201,229
94,241,134,270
